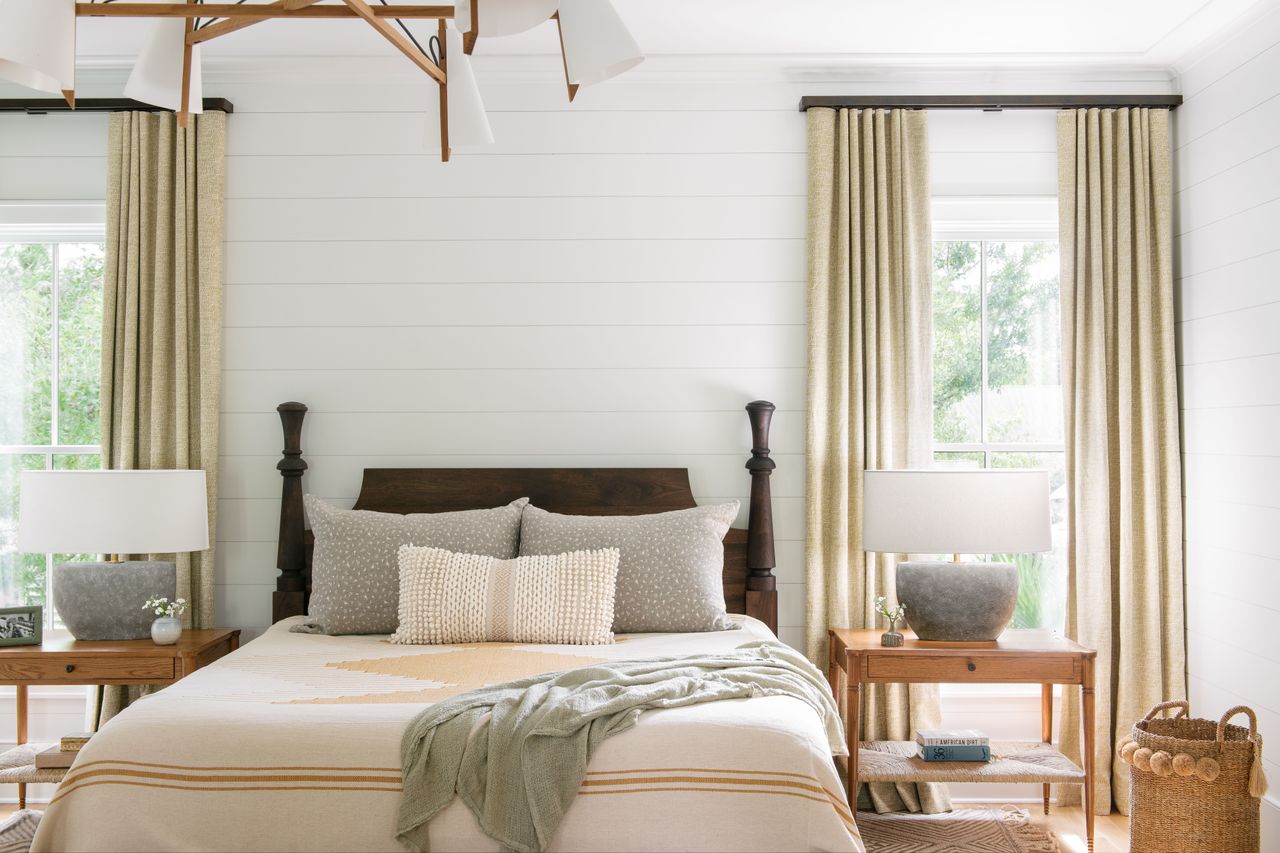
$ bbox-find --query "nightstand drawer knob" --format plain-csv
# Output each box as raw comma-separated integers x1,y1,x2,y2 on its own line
65,665,74,673
967,662,976,672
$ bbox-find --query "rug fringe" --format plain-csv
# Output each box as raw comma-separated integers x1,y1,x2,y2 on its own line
998,806,1063,853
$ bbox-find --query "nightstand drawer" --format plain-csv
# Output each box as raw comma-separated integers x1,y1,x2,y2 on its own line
0,657,176,683
864,653,1078,683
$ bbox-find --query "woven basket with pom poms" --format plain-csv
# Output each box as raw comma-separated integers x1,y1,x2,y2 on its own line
1119,701,1267,853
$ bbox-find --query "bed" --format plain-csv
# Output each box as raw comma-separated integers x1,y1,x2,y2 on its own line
32,401,862,853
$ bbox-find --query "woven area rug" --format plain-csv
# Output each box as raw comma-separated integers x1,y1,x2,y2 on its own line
858,806,1061,853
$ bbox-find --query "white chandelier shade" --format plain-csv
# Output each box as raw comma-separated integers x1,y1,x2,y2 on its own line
454,0,560,38
0,0,76,96
556,0,643,88
429,25,494,149
124,18,204,114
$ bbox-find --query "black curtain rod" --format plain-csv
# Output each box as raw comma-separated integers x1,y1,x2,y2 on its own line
0,98,235,114
798,94,1182,112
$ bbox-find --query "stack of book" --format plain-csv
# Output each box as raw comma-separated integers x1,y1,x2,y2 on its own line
34,732,93,770
916,729,991,762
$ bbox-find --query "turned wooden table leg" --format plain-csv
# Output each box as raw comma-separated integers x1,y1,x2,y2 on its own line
1082,658,1096,853
16,684,27,810
1041,683,1053,815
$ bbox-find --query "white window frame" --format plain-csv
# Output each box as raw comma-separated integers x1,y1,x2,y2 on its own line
0,203,107,628
931,197,1064,704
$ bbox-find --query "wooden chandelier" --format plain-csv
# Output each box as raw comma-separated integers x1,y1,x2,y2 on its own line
74,1,489,161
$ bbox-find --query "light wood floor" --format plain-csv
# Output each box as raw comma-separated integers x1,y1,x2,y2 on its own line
3,802,1130,851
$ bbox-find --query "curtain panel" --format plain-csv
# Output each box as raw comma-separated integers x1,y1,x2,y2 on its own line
1055,107,1186,816
99,110,226,722
804,107,948,814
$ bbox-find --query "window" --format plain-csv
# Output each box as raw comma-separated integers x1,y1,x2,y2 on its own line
931,200,1067,632
0,222,105,627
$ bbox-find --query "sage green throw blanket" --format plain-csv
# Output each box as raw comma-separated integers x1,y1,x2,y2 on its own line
396,641,845,853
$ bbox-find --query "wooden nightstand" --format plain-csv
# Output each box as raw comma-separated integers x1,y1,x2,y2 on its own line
829,628,1098,852
0,628,240,807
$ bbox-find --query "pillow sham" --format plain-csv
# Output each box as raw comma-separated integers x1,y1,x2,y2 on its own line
391,546,620,645
518,501,740,634
302,494,527,635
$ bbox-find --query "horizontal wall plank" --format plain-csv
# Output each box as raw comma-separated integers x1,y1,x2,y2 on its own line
0,156,106,201
222,325,805,371
220,410,803,457
1184,539,1280,611
225,152,806,199
1175,249,1280,321
930,152,1057,197
1183,451,1280,509
227,111,805,157
1179,352,1280,408
225,238,804,284
1184,495,1280,561
1179,299,1280,367
219,451,805,502
0,114,107,157
1178,298,1280,366
1181,406,1280,458
225,196,805,242
213,584,274,639
1174,40,1280,149
220,367,805,415
1175,197,1280,281
225,281,804,328
1174,93,1280,192
1175,145,1280,235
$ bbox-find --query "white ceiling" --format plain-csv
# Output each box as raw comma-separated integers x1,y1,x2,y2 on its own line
70,0,1276,70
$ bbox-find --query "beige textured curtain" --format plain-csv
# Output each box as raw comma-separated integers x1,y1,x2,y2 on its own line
805,108,948,814
99,111,226,722
1055,108,1185,816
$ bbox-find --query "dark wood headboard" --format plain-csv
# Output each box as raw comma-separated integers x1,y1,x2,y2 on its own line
271,402,778,633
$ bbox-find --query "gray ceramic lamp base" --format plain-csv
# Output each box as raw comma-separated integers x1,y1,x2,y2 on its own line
895,560,1018,642
51,561,176,641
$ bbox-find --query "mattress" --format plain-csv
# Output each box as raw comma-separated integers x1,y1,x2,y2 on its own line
32,615,861,853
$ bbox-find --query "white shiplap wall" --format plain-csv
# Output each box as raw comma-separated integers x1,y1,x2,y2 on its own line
1174,5,1280,842
0,63,1172,657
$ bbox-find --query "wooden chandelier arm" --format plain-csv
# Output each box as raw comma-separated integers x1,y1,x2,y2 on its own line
341,0,446,86
187,0,328,46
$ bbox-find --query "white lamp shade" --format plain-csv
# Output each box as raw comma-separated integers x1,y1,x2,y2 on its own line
124,18,203,114
862,469,1051,555
0,0,75,95
17,470,210,555
429,25,493,149
557,0,643,87
454,0,558,38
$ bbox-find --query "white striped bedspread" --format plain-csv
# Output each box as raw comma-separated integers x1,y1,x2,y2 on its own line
32,615,861,853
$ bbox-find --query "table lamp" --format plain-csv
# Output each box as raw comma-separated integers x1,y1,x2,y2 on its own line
862,469,1050,642
17,470,209,640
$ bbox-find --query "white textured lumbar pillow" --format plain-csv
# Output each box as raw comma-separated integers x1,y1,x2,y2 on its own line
392,546,620,645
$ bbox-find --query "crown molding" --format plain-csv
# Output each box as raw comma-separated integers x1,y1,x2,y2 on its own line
1165,0,1280,74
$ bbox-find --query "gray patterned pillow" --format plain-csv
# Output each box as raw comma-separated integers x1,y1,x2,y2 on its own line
518,502,740,633
302,494,527,635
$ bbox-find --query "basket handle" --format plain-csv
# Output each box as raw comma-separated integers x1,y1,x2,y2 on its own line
1216,705,1258,744
1143,700,1190,722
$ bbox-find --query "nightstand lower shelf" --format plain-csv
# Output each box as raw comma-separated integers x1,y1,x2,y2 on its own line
858,740,1085,784
0,742,68,785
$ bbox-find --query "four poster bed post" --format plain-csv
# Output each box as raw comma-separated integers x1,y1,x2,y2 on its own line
271,401,780,634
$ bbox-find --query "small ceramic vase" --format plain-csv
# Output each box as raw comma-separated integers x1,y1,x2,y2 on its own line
151,616,182,645
881,619,904,647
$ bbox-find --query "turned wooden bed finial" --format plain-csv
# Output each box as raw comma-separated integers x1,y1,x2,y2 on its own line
745,400,778,634
273,402,308,623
